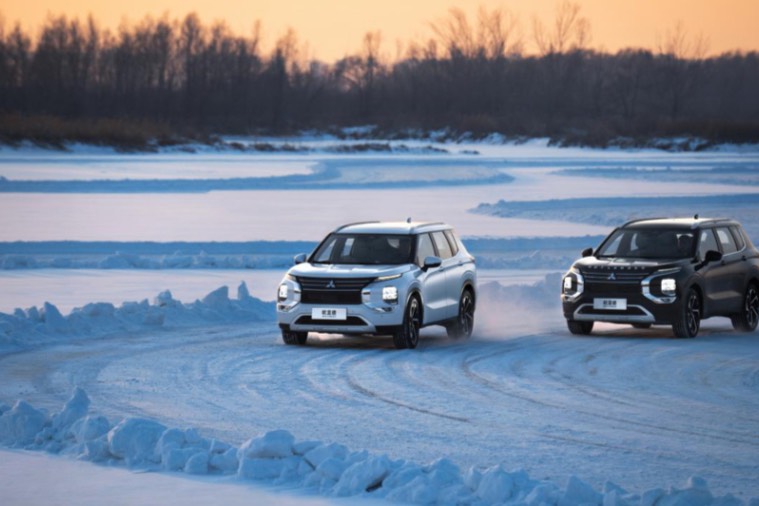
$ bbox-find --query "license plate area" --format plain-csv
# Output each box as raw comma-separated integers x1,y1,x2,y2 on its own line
311,308,347,320
593,298,627,310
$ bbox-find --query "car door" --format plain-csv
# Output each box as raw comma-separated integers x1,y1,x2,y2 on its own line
430,231,459,320
699,228,737,315
416,233,448,324
714,227,746,311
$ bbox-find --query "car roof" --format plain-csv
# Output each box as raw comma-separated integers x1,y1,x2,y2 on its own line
623,217,740,229
334,221,449,235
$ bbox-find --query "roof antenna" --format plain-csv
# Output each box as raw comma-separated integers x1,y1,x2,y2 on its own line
694,213,699,220
406,217,412,223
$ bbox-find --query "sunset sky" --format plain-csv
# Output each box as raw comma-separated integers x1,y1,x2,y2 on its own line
2,0,758,60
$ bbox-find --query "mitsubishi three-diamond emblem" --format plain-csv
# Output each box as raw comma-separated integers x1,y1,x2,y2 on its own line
326,280,336,289
608,272,617,281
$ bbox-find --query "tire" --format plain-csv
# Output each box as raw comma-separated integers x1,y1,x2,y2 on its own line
631,323,652,329
731,283,759,332
673,288,701,338
567,320,594,335
447,289,475,339
282,330,308,345
394,296,421,349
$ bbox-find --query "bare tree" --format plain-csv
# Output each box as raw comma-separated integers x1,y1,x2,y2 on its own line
533,0,591,55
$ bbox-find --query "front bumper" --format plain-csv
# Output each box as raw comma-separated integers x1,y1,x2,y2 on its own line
562,291,679,325
277,302,403,335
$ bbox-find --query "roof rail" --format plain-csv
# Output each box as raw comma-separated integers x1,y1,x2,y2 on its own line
334,221,380,232
621,217,667,227
411,222,446,232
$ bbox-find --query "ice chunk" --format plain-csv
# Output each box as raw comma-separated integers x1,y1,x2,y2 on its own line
0,400,48,446
560,475,602,506
476,464,514,503
333,455,392,496
184,451,209,475
238,429,294,459
42,302,68,333
52,387,90,431
107,418,167,466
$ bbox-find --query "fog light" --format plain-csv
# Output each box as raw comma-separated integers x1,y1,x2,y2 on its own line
382,286,398,302
661,278,676,294
278,284,288,301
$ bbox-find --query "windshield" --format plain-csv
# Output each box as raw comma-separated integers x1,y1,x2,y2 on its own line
596,228,696,259
312,234,413,265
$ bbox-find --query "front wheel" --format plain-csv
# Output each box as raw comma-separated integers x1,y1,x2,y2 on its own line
282,330,308,345
673,288,700,338
567,320,593,335
447,289,475,339
394,296,421,349
731,283,759,332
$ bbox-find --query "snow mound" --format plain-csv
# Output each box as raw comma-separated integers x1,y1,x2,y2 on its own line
0,389,753,506
0,282,273,348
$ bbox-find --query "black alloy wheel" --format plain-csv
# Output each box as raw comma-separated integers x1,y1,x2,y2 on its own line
673,288,701,338
567,320,594,335
394,297,421,349
448,290,475,339
732,283,759,332
282,330,308,345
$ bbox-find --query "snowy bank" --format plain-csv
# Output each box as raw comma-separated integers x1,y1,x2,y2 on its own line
0,388,752,506
0,282,273,348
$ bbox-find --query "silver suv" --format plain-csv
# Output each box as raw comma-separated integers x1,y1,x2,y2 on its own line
276,221,477,349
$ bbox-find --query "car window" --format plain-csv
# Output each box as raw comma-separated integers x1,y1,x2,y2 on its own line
716,227,738,254
444,230,459,255
416,233,436,267
730,226,745,251
698,229,720,261
597,228,693,259
431,231,453,260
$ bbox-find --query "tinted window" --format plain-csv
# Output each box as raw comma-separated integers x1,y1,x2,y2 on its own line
431,231,453,259
698,229,720,261
597,228,695,259
313,234,413,265
415,233,436,267
444,230,459,255
730,226,745,251
716,227,738,254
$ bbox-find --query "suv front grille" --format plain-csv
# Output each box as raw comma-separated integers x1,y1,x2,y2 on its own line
581,270,651,284
297,276,374,306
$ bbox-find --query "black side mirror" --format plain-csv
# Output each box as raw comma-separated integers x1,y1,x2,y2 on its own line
294,253,307,265
704,250,722,263
581,247,593,258
422,256,442,271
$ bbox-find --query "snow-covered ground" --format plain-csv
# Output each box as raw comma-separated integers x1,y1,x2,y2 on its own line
1,138,758,505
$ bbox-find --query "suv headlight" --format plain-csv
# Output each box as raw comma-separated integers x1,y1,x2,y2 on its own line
382,286,399,303
562,268,584,301
661,278,676,295
278,284,289,301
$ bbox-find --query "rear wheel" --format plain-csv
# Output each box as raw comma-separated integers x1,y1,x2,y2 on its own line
447,289,475,339
567,320,593,335
394,296,421,349
731,283,759,332
673,288,700,338
282,330,308,345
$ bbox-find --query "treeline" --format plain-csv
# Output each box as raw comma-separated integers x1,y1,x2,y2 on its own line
1,5,759,147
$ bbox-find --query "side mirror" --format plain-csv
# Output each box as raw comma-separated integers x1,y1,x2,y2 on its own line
423,256,442,271
704,250,722,263
581,247,593,258
293,253,307,265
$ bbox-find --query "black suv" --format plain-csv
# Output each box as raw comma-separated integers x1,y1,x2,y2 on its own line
561,217,759,338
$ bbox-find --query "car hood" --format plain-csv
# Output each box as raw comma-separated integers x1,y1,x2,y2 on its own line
288,263,413,279
572,256,690,272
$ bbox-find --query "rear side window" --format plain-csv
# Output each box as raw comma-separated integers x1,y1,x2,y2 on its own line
416,233,435,267
730,226,745,251
716,227,738,254
698,229,720,262
443,230,459,256
431,231,453,260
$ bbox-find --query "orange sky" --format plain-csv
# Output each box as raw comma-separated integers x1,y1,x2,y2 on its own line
2,0,758,60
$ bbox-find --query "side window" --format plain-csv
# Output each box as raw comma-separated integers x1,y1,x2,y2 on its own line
431,231,453,260
698,229,720,261
716,227,738,255
730,226,745,251
415,233,435,267
443,230,459,256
